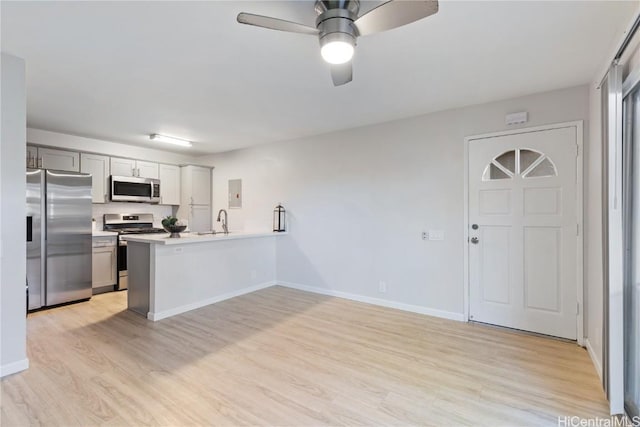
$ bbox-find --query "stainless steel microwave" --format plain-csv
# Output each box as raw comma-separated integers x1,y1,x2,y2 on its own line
110,175,160,203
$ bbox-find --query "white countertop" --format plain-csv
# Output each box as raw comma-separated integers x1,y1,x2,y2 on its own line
92,230,119,237
121,230,287,245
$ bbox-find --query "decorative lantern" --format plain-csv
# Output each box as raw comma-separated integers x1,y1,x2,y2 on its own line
273,204,286,232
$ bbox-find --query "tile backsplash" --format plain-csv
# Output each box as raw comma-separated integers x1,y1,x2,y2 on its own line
92,202,176,229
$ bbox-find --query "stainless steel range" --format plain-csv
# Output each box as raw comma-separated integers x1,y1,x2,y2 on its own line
103,213,166,290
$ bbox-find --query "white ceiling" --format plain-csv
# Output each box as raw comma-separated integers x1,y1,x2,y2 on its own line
1,1,635,155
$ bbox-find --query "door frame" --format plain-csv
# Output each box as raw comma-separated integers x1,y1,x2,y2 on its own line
463,120,585,346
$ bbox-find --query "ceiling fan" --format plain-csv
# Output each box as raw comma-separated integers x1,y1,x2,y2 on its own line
237,0,439,86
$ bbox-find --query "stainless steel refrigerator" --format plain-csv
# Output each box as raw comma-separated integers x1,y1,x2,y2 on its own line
27,169,92,310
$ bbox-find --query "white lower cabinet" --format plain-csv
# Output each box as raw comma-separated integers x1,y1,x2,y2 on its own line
92,237,117,288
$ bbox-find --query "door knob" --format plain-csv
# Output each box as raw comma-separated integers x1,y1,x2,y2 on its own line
470,237,479,244
472,224,479,230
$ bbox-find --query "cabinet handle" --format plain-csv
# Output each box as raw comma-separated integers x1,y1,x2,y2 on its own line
38,157,43,168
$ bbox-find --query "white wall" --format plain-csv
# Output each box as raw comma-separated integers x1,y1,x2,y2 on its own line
1,53,28,376
199,85,589,320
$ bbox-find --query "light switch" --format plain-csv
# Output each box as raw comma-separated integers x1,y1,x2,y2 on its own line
429,230,445,241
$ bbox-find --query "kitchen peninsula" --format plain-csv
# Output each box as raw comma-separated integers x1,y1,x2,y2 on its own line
123,231,284,320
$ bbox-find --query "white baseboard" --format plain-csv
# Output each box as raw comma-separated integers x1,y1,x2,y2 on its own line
0,358,29,378
148,281,276,321
277,281,465,322
585,338,603,381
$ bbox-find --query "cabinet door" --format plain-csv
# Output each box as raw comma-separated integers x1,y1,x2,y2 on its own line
110,157,136,177
92,246,116,288
81,153,109,203
26,145,38,168
159,164,180,205
190,166,211,205
189,205,211,232
39,148,80,172
136,160,159,179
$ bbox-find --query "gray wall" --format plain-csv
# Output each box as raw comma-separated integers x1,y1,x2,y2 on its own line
1,53,28,376
201,85,590,319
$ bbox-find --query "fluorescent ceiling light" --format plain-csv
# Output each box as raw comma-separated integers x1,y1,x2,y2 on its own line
149,134,192,147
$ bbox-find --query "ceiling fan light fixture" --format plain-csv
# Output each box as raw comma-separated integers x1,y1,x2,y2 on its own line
320,33,355,65
149,134,192,147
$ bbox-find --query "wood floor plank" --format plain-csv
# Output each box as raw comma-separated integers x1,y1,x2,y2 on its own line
1,286,607,426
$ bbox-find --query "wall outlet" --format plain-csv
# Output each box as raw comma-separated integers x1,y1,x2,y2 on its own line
429,230,445,241
379,281,387,293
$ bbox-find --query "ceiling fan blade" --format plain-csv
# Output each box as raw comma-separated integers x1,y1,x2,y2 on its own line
354,0,438,36
237,13,320,36
330,62,352,86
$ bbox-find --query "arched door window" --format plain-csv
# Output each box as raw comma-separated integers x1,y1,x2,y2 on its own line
482,148,557,181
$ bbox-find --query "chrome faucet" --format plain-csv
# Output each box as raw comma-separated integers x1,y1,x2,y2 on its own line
217,209,229,234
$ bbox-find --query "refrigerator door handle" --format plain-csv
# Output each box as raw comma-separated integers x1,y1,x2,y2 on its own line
26,216,33,242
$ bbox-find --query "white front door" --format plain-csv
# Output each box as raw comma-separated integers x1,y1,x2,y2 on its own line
468,126,579,340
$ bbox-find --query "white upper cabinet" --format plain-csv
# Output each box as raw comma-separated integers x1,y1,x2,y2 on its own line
110,157,136,177
136,160,159,179
159,164,180,205
27,146,80,172
110,157,158,179
80,153,109,203
181,165,211,205
26,146,38,168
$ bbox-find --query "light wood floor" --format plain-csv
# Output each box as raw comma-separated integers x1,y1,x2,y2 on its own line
2,286,607,426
